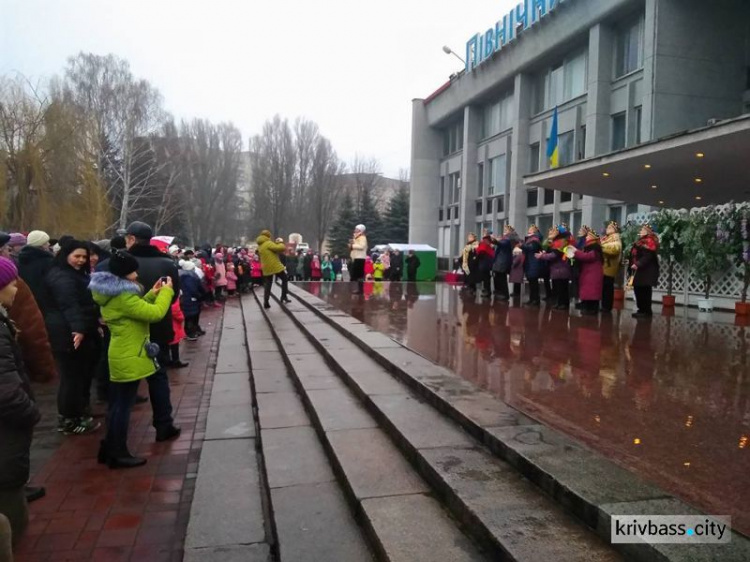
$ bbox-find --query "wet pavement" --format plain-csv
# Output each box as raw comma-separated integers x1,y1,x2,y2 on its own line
16,307,223,562
299,281,750,536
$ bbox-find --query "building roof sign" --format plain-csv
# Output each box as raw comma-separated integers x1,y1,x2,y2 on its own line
465,0,568,73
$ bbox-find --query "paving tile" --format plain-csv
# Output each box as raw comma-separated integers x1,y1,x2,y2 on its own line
306,388,378,431
215,343,249,373
205,404,255,440
186,439,266,549
253,369,297,394
249,350,287,371
363,494,486,562
262,426,335,488
370,394,475,450
209,382,252,407
327,428,429,499
183,543,272,562
256,392,309,429
272,481,373,561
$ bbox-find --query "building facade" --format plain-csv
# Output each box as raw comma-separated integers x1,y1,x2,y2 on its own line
410,0,750,258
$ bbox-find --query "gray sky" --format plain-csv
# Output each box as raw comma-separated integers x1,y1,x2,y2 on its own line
2,0,516,177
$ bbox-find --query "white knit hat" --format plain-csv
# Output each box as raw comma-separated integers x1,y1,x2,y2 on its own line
355,224,366,232
169,245,180,255
26,230,50,248
181,260,196,272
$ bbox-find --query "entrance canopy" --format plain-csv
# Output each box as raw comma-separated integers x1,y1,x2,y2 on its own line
524,114,750,208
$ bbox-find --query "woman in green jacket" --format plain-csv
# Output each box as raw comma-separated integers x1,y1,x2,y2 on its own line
89,251,174,469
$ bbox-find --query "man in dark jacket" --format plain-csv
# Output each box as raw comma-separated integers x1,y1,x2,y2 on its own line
405,250,421,282
16,238,54,312
390,249,403,281
122,222,181,441
491,225,519,301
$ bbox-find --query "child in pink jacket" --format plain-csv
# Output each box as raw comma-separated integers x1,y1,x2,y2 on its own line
226,262,238,296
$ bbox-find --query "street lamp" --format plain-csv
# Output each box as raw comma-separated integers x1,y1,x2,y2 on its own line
442,45,465,65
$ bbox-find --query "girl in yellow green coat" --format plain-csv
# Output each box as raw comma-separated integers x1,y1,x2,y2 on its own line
89,251,174,469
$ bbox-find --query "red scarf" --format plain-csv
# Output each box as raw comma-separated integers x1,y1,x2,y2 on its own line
550,234,572,252
631,233,659,261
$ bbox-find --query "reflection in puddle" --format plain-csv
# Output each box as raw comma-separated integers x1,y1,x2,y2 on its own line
299,281,750,535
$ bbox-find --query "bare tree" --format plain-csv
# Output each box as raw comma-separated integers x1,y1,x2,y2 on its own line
350,154,382,210
308,137,344,251
60,53,167,230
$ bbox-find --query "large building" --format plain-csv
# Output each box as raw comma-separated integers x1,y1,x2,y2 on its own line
410,0,750,258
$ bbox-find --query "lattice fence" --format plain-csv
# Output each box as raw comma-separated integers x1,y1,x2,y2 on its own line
627,204,747,308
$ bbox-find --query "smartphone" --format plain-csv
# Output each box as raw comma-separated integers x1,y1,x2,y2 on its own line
160,276,169,283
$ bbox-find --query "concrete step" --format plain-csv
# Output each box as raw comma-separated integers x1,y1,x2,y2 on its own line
242,296,375,562
283,284,750,562
258,292,620,562
248,295,489,562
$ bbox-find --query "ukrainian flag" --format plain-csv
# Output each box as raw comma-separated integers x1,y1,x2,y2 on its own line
547,106,559,169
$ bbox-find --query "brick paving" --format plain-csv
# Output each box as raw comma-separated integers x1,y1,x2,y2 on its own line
14,307,224,562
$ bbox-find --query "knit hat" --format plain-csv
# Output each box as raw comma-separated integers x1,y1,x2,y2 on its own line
0,232,10,248
181,260,196,272
8,233,26,247
26,230,50,248
168,245,180,255
109,250,139,278
0,257,18,290
355,224,366,233
260,229,272,238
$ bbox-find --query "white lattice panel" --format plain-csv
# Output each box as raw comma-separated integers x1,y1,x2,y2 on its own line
626,204,748,302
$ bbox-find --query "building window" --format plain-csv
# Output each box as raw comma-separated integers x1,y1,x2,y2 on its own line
558,131,575,166
534,48,588,113
477,163,484,197
439,209,444,222
485,199,492,215
537,214,553,235
561,191,572,203
443,121,464,155
634,106,643,145
527,189,538,208
440,176,445,207
609,206,623,226
626,204,639,218
450,172,461,204
612,112,627,151
489,155,507,196
496,195,505,214
475,201,483,217
559,211,571,229
615,17,644,78
572,211,582,233
578,125,587,160
482,90,514,138
529,143,540,173
543,189,555,205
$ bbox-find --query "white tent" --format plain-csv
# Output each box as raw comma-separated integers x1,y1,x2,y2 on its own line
386,243,437,252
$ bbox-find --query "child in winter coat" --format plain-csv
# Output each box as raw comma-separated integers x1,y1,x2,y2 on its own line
0,257,41,552
179,261,206,339
226,262,238,296
373,259,385,281
250,254,263,287
168,300,188,367
364,256,374,281
311,255,322,281
321,255,334,282
509,244,525,298
213,253,227,302
89,251,173,469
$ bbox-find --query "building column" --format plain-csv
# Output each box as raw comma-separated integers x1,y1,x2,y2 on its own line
640,0,657,142
409,99,441,246
582,22,614,229
508,73,533,230
459,105,481,243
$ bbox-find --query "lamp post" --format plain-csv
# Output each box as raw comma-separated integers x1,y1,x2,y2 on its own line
442,46,465,66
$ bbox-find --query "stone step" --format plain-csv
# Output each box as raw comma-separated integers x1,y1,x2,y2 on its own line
252,294,491,562
259,292,620,562
242,296,375,562
284,284,750,562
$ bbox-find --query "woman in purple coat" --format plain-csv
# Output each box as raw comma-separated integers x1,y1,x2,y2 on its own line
572,227,604,315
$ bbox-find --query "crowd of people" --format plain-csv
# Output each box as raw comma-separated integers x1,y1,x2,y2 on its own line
460,221,660,318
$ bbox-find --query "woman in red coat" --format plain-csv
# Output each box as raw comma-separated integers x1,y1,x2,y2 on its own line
572,227,604,315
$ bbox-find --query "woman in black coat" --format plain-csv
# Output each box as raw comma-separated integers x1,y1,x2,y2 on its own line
0,257,41,550
44,240,101,435
628,224,660,318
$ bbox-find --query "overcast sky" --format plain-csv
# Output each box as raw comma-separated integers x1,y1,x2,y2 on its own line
2,0,517,177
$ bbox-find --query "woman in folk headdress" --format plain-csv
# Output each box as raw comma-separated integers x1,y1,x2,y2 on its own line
521,225,544,306
628,223,660,318
573,227,604,315
600,221,623,312
491,224,520,301
536,224,575,310
461,233,479,295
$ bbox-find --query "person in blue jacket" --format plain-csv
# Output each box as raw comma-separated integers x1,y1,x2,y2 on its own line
178,260,206,340
491,225,520,301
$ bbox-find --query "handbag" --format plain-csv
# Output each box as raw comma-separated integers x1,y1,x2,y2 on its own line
143,340,160,359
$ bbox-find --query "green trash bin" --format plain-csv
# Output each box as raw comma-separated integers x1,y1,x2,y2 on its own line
387,244,437,281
